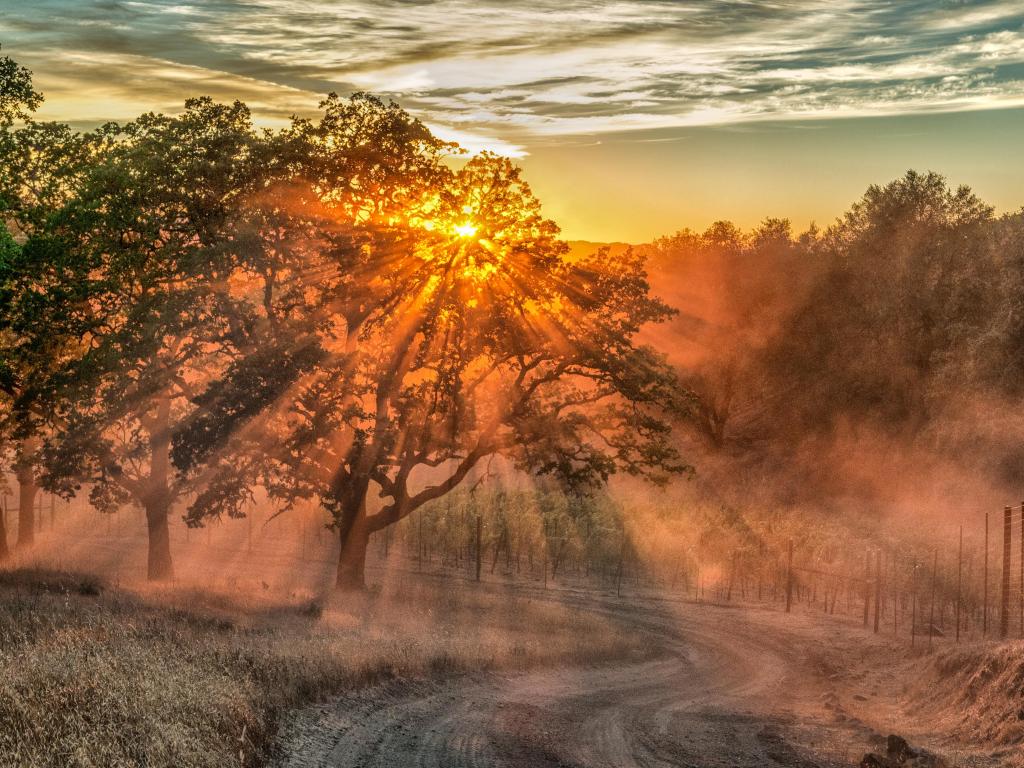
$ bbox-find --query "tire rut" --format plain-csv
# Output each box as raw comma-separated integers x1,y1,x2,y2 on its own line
276,592,883,768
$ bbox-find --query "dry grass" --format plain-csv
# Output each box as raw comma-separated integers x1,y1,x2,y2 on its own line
906,640,1024,767
0,568,650,768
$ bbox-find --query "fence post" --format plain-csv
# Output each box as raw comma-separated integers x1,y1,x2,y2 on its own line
928,549,938,651
1019,502,1023,639
1001,506,1012,639
874,549,882,634
696,551,701,601
863,549,871,628
956,526,963,643
726,551,736,601
892,551,898,636
418,512,424,573
911,556,918,648
785,539,793,613
983,511,989,637
475,514,482,582
616,537,626,597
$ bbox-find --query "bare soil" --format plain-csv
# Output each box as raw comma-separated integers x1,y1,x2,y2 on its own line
275,583,1010,768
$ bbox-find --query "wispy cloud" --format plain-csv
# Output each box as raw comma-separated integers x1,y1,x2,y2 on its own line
5,0,1024,151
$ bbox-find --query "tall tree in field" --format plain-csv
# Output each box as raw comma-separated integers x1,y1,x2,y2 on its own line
39,98,266,580
1,118,119,549
175,105,688,588
0,50,61,553
0,224,20,557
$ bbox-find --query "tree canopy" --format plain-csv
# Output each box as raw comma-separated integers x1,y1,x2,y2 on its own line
0,60,687,584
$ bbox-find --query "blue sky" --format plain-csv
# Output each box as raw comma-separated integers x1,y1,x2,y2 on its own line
3,1,1024,239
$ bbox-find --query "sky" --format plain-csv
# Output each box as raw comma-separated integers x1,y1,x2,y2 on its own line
3,0,1024,241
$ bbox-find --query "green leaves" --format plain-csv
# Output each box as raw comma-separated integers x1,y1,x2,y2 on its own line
0,51,41,126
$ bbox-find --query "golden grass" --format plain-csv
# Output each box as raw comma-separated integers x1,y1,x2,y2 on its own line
0,569,649,767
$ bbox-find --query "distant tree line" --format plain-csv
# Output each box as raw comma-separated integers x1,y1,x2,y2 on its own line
644,174,1024,490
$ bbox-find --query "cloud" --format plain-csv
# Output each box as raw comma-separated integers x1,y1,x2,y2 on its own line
4,0,1024,149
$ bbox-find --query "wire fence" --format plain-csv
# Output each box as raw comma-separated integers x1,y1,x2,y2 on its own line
3,482,1024,648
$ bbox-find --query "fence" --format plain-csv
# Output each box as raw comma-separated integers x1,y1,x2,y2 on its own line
764,504,1024,647
2,482,1024,648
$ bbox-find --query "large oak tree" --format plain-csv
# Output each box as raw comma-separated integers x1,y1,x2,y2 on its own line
176,132,688,588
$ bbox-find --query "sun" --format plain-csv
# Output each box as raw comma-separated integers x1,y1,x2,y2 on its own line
453,221,478,238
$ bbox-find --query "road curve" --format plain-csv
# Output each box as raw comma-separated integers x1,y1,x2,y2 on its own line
275,586,905,768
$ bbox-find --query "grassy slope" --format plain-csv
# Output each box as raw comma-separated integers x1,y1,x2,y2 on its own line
908,642,1024,767
0,569,650,768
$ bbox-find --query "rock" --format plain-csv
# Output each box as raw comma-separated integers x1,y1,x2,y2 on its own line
887,735,917,762
859,736,949,768
861,754,897,768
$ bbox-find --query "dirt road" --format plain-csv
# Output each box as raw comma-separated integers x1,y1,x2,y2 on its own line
276,586,991,767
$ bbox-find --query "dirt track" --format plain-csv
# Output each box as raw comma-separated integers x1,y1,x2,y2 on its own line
276,586,994,768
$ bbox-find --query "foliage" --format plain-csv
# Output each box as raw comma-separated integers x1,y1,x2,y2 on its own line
645,172,1024,498
0,54,686,585
161,109,688,586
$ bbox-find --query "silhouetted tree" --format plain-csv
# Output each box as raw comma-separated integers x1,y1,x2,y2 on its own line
0,51,61,554
36,99,267,580
176,140,688,588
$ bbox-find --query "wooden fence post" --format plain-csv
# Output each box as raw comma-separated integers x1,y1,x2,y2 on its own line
726,551,736,601
928,549,938,651
956,526,963,643
893,562,898,636
911,556,918,648
696,551,701,601
616,537,626,597
863,549,871,628
983,511,989,637
1001,506,1012,639
1019,502,1023,639
785,539,794,613
874,549,882,634
418,512,424,573
475,515,482,582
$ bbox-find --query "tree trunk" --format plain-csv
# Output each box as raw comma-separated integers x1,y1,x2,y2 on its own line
145,498,174,581
15,453,37,549
0,497,9,560
143,395,174,581
337,506,371,590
